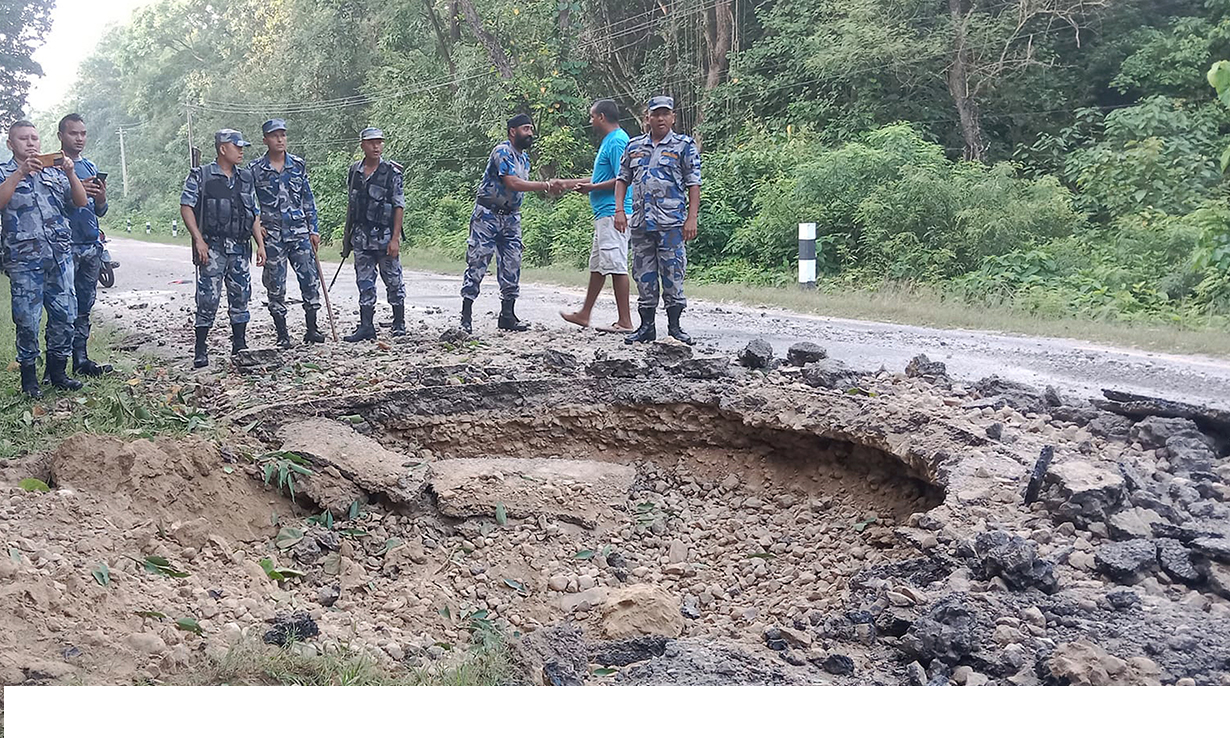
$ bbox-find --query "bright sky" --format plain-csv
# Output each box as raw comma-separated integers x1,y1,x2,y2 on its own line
27,0,151,113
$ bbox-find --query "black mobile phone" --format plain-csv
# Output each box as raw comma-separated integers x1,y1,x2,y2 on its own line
96,172,108,182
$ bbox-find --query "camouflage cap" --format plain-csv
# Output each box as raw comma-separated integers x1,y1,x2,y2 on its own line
214,129,251,147
647,95,675,111
360,127,385,141
262,119,287,135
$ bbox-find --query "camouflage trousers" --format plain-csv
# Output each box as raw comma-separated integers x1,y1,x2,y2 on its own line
72,240,102,354
195,241,251,328
263,237,322,317
353,249,404,307
5,248,76,364
461,204,522,301
631,227,687,309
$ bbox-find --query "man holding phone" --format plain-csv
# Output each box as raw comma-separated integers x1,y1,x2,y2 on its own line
57,113,113,377
0,120,89,398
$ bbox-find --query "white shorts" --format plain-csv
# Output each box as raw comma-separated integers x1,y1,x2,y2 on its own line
588,216,629,275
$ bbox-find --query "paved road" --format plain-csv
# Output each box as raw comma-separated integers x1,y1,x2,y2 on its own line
95,236,1230,407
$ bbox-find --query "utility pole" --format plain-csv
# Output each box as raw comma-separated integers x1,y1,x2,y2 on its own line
117,126,129,199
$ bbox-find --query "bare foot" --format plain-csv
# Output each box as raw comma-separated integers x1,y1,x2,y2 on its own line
560,310,590,328
595,322,636,334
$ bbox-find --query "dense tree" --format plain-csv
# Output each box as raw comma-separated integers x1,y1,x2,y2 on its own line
35,0,1230,323
0,0,55,123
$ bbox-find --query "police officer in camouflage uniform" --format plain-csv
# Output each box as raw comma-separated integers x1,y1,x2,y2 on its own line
180,129,266,368
250,119,324,347
459,113,562,333
0,120,89,397
344,127,405,342
615,96,701,345
57,113,113,377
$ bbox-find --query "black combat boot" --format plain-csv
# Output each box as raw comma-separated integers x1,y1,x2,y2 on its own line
303,307,325,344
231,322,248,354
666,305,694,345
390,303,407,336
73,346,113,377
344,305,377,342
47,355,83,391
624,307,657,344
460,298,474,334
271,313,293,349
193,326,209,369
20,362,41,399
497,298,529,331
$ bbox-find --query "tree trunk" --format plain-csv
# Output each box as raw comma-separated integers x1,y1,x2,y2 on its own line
423,0,458,93
695,0,734,150
703,0,733,91
456,0,513,79
448,0,460,43
947,0,987,161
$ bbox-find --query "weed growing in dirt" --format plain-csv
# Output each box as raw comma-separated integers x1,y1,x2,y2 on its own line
191,637,515,686
259,451,313,504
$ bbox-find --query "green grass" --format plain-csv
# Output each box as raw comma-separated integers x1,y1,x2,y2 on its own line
191,638,516,686
0,274,209,458
104,221,192,246
398,248,1230,357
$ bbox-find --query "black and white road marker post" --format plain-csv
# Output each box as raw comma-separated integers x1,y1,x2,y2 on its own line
798,222,817,289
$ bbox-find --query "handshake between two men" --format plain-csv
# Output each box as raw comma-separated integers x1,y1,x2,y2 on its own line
542,177,601,196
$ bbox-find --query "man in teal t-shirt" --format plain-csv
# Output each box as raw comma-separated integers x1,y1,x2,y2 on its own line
560,99,635,332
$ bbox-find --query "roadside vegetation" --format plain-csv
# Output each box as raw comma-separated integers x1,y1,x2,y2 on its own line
186,637,515,686
0,274,211,457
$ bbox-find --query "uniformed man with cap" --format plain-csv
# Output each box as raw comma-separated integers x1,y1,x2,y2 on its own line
615,95,701,345
57,112,113,377
250,119,324,347
180,129,266,368
459,113,562,333
343,127,405,342
0,119,89,398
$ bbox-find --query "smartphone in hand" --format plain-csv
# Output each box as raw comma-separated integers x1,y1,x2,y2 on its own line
36,151,65,168
96,172,108,182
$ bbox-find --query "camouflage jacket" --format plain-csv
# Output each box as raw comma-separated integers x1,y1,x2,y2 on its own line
69,156,107,245
474,141,530,213
0,158,74,263
180,162,260,251
617,130,701,231
347,158,404,251
250,152,318,242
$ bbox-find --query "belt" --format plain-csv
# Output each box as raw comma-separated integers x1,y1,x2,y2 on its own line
476,199,517,215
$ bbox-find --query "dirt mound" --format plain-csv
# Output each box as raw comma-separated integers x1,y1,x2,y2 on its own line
0,434,290,686
51,434,282,544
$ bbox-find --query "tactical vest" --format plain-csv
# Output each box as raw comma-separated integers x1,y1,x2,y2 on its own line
351,163,396,228
199,168,249,241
